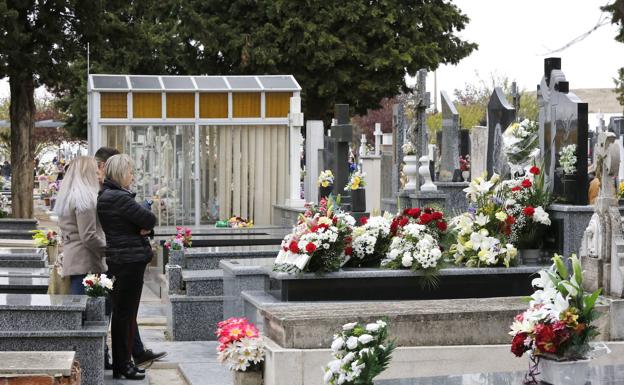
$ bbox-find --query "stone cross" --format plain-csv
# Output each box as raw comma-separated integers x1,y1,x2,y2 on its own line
359,134,368,159
511,81,521,120
487,88,516,177
538,57,589,204
439,91,460,181
580,132,624,297
374,123,382,156
392,103,406,194
406,69,430,189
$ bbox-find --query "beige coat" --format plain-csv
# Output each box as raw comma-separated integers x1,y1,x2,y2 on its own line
59,204,107,277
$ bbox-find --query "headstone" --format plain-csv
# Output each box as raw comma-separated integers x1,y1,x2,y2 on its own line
470,126,488,180
459,129,471,157
305,120,325,203
538,57,589,205
330,104,353,196
406,69,430,189
392,103,406,194
439,91,460,181
359,134,368,159
487,87,516,177
374,123,383,156
580,132,624,297
609,117,624,182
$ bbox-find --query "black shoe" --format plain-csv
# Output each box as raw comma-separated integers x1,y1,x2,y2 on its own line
104,353,113,371
135,366,146,374
134,349,167,368
112,362,145,380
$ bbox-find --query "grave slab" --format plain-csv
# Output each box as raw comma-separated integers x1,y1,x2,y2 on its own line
0,351,75,376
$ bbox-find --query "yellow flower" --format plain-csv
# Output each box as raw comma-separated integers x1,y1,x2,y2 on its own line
321,181,329,188
318,217,332,226
495,211,507,222
464,241,473,250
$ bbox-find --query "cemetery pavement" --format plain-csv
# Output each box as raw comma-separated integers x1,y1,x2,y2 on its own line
104,283,231,385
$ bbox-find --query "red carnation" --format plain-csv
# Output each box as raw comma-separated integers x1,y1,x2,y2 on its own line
534,323,557,354
431,211,443,220
289,241,300,254
305,243,317,254
360,216,369,225
436,221,447,232
523,206,535,217
406,208,421,218
398,217,409,227
332,217,338,224
505,215,516,225
85,280,93,286
511,186,521,192
511,332,528,357
424,208,433,214
345,246,353,256
521,179,532,189
530,166,540,175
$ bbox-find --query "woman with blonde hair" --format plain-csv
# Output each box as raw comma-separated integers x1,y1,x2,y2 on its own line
97,154,156,380
54,156,107,294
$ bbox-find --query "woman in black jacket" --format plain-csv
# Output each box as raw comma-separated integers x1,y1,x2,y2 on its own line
97,154,156,380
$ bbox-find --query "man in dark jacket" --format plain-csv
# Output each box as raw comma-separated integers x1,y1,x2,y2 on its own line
97,154,158,380
94,147,166,371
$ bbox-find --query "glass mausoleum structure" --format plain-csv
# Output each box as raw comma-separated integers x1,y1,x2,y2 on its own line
87,74,302,226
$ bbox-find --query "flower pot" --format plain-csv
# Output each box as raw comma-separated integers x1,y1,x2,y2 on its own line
350,188,366,213
44,197,50,206
319,185,333,201
46,244,58,265
539,356,590,385
519,248,541,266
85,296,106,322
462,170,470,182
233,370,263,385
168,249,185,267
403,155,418,190
562,173,577,204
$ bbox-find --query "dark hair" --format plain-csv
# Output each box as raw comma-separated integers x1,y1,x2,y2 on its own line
94,147,120,163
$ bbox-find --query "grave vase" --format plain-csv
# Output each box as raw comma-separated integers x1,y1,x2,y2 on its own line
562,173,577,204
518,249,541,266
169,249,184,267
85,296,106,322
350,188,366,213
539,357,590,385
461,170,470,182
44,197,50,206
403,155,418,190
319,185,333,201
46,243,58,265
233,369,263,385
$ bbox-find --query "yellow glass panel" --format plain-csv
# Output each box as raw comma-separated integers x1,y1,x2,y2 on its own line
233,93,261,118
100,93,127,119
199,93,228,118
166,93,195,118
133,93,162,118
265,92,292,118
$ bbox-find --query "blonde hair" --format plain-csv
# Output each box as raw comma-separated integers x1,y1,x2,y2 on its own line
54,156,100,216
105,154,134,188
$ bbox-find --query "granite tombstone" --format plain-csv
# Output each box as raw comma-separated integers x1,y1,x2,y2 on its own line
440,91,460,181
487,87,516,177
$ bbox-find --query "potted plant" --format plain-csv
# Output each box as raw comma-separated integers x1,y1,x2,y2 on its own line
82,273,114,322
559,144,578,203
216,317,265,385
323,320,395,385
510,254,605,385
459,155,470,181
31,229,59,264
344,171,366,213
164,226,192,266
318,170,335,201
401,142,418,190
499,164,552,265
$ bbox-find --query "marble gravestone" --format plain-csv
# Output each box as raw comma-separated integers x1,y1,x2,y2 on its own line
470,126,489,180
487,87,516,177
392,103,407,194
439,91,460,181
538,57,589,205
580,132,624,297
305,120,324,203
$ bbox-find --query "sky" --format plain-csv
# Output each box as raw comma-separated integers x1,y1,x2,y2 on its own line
0,0,622,105
421,0,623,109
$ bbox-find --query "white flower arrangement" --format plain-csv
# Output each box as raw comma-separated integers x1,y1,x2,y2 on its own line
380,223,443,271
318,170,335,188
350,215,392,266
216,318,265,372
559,144,577,175
323,320,395,385
82,273,114,297
401,142,416,156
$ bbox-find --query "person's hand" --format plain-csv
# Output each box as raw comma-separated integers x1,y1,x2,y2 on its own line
140,229,151,236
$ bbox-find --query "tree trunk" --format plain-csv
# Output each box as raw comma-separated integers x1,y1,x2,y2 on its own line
9,74,35,219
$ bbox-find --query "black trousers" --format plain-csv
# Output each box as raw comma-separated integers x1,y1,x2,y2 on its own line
108,261,146,369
